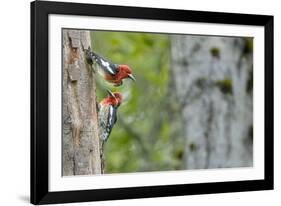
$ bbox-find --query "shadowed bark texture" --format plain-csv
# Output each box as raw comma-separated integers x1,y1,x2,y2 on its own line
63,29,101,175
170,35,253,169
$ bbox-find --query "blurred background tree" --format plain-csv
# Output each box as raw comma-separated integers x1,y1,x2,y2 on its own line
170,36,253,169
91,31,253,173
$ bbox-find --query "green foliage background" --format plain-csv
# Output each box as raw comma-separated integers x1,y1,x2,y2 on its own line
91,31,184,173
90,31,253,174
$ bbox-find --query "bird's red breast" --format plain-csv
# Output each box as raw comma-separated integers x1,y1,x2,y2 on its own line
104,65,133,84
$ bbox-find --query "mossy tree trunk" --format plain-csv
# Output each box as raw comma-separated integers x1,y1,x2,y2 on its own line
62,29,101,175
170,35,253,169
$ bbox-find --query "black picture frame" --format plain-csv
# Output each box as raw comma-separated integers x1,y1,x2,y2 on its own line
31,0,274,204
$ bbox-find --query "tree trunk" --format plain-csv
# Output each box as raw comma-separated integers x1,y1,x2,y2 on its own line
62,29,101,175
170,35,253,169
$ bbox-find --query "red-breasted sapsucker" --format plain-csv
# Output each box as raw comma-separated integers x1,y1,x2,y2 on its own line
86,50,136,86
98,90,123,145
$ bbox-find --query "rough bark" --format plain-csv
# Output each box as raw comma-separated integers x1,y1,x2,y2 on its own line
63,29,101,175
170,35,253,169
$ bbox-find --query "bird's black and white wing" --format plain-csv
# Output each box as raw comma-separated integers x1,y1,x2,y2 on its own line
98,105,117,142
87,51,119,76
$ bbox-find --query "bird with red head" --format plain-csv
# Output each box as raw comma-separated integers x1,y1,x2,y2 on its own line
98,90,123,143
85,50,136,86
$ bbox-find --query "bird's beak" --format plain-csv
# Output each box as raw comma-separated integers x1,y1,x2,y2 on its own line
106,89,114,97
106,89,117,101
128,74,136,82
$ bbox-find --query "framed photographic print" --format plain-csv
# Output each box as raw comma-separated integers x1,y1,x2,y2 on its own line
31,0,274,204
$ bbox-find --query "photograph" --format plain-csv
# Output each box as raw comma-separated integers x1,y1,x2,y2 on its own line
62,29,253,176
